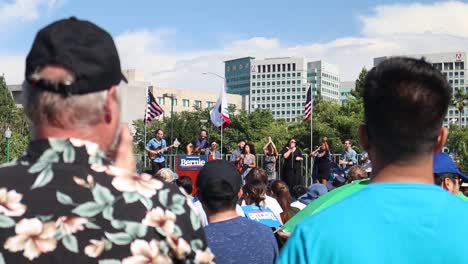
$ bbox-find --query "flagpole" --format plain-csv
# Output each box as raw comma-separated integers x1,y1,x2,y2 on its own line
220,81,225,158
310,85,314,152
309,83,313,187
144,121,147,169
220,123,223,158
144,87,149,169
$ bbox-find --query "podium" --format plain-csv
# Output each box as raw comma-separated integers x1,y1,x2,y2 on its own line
175,155,208,195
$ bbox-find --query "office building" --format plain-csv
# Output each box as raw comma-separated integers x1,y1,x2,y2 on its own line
340,81,355,104
225,56,341,121
307,60,341,104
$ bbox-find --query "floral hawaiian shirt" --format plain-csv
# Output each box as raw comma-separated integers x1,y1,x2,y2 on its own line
0,138,215,263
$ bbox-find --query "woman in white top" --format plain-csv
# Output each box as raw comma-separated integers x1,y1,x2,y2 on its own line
241,168,283,224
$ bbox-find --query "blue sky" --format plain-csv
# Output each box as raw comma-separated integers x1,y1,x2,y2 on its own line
1,0,467,89
2,0,437,51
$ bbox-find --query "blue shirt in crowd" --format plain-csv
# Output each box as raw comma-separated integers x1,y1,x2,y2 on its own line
279,182,468,264
205,217,278,264
146,138,166,163
342,148,357,165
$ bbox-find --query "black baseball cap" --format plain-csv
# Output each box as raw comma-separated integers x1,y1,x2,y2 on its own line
25,17,127,95
197,160,242,197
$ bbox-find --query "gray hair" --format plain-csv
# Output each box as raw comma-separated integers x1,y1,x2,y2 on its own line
22,68,113,128
155,168,178,183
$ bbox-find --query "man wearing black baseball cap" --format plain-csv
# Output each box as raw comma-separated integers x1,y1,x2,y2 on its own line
0,17,213,263
197,160,278,264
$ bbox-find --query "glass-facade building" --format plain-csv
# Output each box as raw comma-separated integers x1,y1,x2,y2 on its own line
224,57,341,122
225,57,255,96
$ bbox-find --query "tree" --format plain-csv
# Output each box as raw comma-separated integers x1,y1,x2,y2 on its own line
351,67,368,98
132,80,367,160
0,77,32,163
0,76,15,132
446,125,468,171
452,89,468,127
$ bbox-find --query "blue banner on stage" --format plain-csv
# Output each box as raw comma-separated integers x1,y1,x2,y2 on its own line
178,155,207,171
241,205,281,228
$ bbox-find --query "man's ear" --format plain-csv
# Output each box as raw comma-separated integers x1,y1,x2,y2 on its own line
433,127,448,154
441,177,452,191
358,124,370,151
104,86,118,123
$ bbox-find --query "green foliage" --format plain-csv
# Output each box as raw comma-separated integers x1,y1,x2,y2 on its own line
451,89,468,128
351,67,368,98
134,98,365,156
446,125,468,171
0,77,31,163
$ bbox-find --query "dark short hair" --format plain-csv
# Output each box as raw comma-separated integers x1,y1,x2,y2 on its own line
434,173,459,186
345,139,352,145
364,57,451,163
155,128,163,134
291,185,307,199
200,129,208,134
176,176,193,195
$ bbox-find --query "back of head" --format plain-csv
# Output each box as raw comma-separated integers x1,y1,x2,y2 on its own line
347,166,368,183
155,168,178,183
364,57,451,163
291,185,307,199
23,17,126,131
197,160,241,213
176,176,193,195
271,180,294,222
243,180,267,207
245,167,268,185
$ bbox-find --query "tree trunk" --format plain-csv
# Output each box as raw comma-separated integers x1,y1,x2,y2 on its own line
460,108,463,127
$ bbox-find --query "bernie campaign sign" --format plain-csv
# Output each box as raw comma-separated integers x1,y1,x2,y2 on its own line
242,205,281,228
178,155,207,171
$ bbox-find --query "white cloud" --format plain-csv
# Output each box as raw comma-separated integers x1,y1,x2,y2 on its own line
361,1,468,37
4,1,468,90
0,0,59,27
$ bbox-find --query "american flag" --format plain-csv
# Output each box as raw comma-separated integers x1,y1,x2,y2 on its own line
145,88,164,123
303,84,312,122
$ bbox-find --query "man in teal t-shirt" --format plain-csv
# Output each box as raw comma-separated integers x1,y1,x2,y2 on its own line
278,57,468,264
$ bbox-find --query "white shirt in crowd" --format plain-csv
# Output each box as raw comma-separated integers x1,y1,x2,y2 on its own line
290,200,306,210
241,195,284,223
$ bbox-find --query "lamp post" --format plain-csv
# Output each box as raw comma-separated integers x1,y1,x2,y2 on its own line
4,127,11,162
202,72,225,81
163,93,176,147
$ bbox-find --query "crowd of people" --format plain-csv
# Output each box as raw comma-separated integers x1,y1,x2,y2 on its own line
146,126,365,195
0,16,467,264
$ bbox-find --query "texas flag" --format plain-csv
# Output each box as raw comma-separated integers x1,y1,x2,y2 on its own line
210,84,231,129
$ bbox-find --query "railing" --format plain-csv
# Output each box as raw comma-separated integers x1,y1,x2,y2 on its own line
135,153,363,186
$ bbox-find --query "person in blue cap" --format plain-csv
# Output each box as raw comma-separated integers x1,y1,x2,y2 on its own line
433,152,468,200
